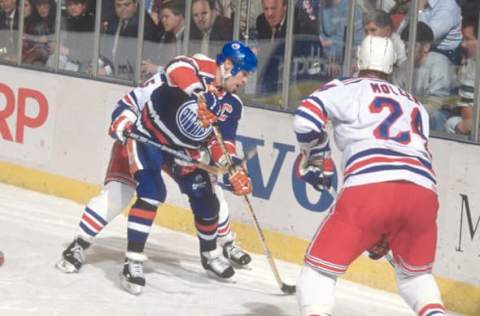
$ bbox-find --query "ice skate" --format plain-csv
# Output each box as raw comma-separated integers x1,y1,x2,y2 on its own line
222,241,252,269
56,237,90,273
201,248,236,282
120,252,147,295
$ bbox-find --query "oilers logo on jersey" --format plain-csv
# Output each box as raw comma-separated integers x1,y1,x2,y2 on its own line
176,99,212,141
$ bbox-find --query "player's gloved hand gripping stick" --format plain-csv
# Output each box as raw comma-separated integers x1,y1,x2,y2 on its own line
125,131,226,176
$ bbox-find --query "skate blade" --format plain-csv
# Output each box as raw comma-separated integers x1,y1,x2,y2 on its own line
230,261,252,270
120,275,144,295
206,270,237,283
55,259,79,273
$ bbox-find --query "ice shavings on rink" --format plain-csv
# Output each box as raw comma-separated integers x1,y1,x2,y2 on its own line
0,183,462,316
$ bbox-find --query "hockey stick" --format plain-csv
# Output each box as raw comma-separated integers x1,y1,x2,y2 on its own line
126,131,226,175
210,124,296,295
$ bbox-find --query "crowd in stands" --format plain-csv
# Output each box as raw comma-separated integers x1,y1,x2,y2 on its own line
0,0,479,137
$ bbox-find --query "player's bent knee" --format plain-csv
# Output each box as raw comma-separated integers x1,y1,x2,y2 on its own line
297,265,336,316
104,182,135,218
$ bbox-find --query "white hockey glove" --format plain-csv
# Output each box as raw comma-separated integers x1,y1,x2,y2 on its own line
109,109,137,144
294,152,334,192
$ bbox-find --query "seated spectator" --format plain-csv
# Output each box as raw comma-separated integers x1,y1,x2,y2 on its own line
398,0,463,65
255,0,320,95
256,0,317,41
296,0,321,22
141,0,184,78
445,15,478,136
149,0,166,25
393,22,454,132
318,0,363,69
45,0,95,71
63,0,95,32
190,0,233,56
100,0,158,79
0,0,19,60
22,0,57,65
363,9,407,67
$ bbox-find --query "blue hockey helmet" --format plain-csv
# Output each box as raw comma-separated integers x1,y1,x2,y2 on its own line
216,41,257,76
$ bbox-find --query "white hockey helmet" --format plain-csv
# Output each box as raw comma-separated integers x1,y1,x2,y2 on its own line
357,35,396,75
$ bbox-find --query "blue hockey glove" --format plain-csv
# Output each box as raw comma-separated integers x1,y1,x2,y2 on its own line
294,153,334,192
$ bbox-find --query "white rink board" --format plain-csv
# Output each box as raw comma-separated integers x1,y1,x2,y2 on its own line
0,64,478,288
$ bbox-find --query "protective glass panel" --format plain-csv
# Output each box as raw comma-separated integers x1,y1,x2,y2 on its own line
98,0,144,81
284,1,324,111
141,0,185,81
55,0,96,74
0,0,21,63
391,1,463,138
21,0,58,68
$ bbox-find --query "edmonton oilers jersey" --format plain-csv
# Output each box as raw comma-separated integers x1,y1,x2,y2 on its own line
134,85,243,150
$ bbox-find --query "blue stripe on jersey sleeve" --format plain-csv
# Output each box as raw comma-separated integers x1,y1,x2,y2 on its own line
294,110,326,133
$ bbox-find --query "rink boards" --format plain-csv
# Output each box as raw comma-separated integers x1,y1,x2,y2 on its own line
0,65,478,315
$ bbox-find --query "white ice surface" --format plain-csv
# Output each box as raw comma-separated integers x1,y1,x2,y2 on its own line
0,183,460,316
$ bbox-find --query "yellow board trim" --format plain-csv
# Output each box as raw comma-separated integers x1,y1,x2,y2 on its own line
0,161,478,316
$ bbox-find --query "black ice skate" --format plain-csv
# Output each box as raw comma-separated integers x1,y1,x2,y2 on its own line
120,252,147,295
201,248,235,282
56,237,91,273
222,241,252,268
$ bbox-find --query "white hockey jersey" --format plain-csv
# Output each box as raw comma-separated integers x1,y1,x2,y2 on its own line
294,77,436,192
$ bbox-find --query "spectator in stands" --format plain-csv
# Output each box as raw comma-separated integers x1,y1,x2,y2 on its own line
296,0,321,22
149,0,166,25
190,0,233,56
158,0,184,47
0,0,18,31
256,0,317,41
45,0,95,71
22,0,57,65
0,0,18,60
398,0,463,65
393,22,454,132
63,0,95,32
363,9,407,67
255,0,320,95
318,0,363,67
101,0,158,79
141,0,184,79
445,15,478,136
31,0,56,35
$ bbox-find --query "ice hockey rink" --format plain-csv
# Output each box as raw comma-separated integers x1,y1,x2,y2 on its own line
0,182,462,316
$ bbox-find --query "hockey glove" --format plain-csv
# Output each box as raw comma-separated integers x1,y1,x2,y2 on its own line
294,153,334,192
197,90,221,128
368,235,390,260
109,109,137,144
227,167,252,196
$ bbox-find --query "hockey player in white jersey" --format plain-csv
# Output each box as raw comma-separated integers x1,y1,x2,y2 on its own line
56,46,253,281
294,36,445,316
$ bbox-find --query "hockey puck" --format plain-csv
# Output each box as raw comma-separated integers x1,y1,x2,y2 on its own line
0,250,4,266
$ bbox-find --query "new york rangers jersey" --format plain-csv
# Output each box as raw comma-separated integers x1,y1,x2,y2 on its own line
112,54,243,152
294,77,436,192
